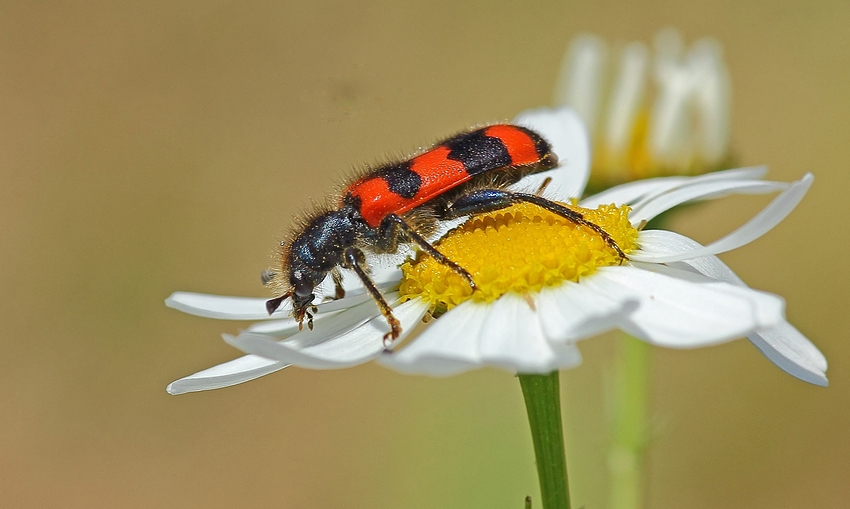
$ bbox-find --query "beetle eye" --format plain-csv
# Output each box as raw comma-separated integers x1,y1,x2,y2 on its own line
294,280,313,298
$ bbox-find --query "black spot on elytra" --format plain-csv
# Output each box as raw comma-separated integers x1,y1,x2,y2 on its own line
377,161,421,199
444,129,511,176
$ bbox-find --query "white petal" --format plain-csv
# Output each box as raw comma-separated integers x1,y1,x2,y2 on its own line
580,166,768,208
585,264,784,347
385,295,583,375
748,324,828,387
165,292,287,320
165,294,395,393
323,266,403,301
602,42,649,158
478,293,583,373
236,293,392,350
688,38,732,165
630,179,789,225
581,176,689,208
632,229,713,265
380,300,490,376
224,299,428,369
629,173,813,263
513,106,590,199
166,355,288,395
644,230,827,385
247,317,333,335
537,282,638,342
164,273,399,321
552,34,607,132
635,229,749,282
650,29,696,166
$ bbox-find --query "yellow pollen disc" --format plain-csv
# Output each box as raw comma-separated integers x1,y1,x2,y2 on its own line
399,202,638,313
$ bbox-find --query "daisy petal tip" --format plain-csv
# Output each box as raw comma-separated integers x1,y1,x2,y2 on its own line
165,379,211,396
746,323,829,387
163,375,215,395
165,381,185,396
779,365,828,387
164,292,191,311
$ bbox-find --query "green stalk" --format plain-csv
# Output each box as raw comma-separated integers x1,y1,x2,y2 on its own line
519,371,571,509
607,211,667,509
608,335,650,509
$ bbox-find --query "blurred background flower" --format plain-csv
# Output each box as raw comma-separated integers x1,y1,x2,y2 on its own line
557,28,734,191
1,2,848,509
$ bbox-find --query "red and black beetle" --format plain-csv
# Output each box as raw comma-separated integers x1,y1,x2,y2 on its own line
265,124,626,340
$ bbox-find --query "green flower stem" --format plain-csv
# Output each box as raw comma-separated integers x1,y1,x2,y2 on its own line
519,371,571,509
606,206,669,509
609,335,650,509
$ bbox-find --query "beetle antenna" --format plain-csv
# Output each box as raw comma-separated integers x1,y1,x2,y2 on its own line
265,291,292,315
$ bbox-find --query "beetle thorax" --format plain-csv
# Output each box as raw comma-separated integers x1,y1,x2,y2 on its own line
288,207,360,300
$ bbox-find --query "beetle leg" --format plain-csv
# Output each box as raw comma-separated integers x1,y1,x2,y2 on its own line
438,189,628,262
342,246,402,342
378,214,476,292
330,268,346,300
534,176,553,196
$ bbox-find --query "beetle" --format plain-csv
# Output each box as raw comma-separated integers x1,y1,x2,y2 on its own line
265,124,626,341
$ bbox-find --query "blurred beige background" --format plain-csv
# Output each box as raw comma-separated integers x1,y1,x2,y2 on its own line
1,0,848,507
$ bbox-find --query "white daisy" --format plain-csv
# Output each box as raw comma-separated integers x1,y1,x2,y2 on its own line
166,107,826,395
555,28,733,188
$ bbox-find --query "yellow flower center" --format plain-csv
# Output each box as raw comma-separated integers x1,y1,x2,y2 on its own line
399,202,639,313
